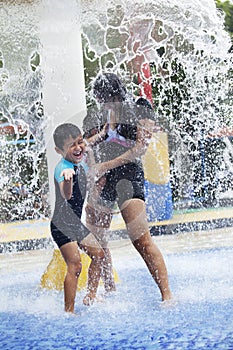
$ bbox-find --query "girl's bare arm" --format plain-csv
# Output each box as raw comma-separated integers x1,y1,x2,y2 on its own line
94,121,154,179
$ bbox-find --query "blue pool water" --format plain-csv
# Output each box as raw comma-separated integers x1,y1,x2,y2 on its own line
0,247,233,349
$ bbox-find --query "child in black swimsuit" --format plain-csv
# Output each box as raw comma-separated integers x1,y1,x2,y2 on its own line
84,73,172,303
51,123,104,313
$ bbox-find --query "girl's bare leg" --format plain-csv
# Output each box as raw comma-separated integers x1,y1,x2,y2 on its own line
79,233,105,305
132,232,172,301
120,198,172,301
85,204,116,292
60,242,82,313
101,247,116,292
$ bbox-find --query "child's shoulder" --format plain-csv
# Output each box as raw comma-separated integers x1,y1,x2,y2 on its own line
54,158,74,183
55,158,73,172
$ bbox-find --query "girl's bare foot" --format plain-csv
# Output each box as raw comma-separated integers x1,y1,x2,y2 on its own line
160,297,177,308
104,283,116,293
83,293,104,306
65,310,78,316
161,288,173,302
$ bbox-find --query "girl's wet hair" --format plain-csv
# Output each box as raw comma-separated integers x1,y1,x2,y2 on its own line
136,97,153,110
82,106,105,138
93,73,127,103
53,123,81,150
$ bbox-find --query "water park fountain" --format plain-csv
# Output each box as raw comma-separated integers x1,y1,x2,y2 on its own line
0,0,232,225
0,0,233,349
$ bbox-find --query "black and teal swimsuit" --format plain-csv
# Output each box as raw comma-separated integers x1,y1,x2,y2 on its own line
51,158,90,248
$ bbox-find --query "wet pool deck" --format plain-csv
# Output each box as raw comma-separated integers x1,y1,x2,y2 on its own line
0,206,233,276
0,206,232,257
1,213,232,350
0,226,233,277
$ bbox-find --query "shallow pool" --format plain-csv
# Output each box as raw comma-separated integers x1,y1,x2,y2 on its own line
0,247,233,349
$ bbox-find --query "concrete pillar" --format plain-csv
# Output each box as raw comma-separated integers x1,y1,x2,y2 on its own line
39,0,86,212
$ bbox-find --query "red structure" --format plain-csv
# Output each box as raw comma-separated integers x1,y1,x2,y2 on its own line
137,62,153,106
0,123,26,136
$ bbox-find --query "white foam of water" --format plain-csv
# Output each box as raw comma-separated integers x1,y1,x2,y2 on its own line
167,249,233,303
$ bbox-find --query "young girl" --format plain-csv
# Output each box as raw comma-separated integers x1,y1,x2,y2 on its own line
84,73,172,302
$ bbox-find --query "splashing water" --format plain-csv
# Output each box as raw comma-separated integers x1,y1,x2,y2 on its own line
0,1,232,216
81,0,233,207
0,2,233,349
1,244,233,349
0,1,49,222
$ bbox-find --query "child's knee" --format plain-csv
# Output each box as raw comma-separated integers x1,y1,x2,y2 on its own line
132,232,152,252
98,248,105,260
92,247,105,261
67,260,82,277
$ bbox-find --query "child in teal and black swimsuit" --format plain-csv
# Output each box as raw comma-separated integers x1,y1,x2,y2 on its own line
50,123,104,313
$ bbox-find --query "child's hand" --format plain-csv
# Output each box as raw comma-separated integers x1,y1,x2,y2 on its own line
152,125,163,133
100,122,109,137
139,119,163,134
60,168,75,182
